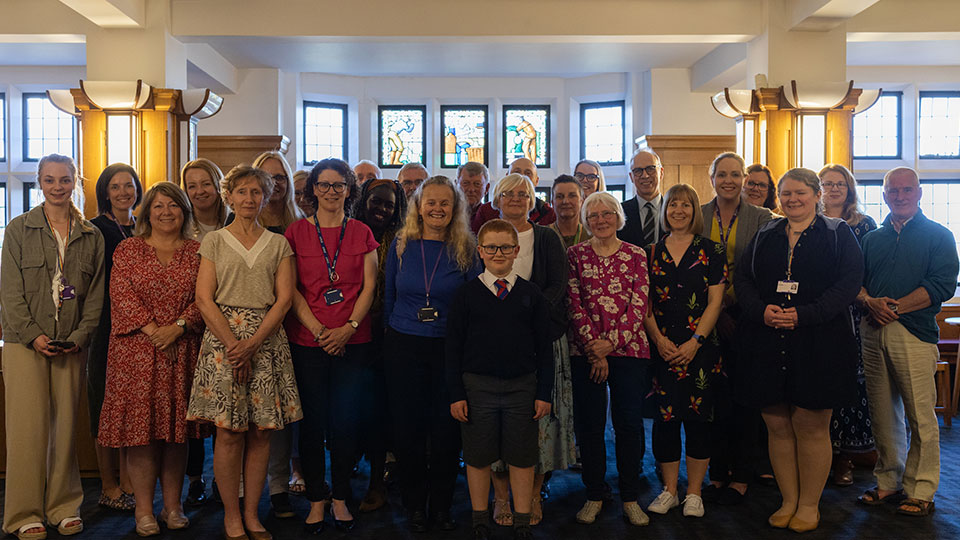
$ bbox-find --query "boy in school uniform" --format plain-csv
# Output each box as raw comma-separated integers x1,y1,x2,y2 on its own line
446,219,555,540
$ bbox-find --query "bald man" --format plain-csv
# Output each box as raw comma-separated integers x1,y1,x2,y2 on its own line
618,149,665,248
470,157,556,234
354,160,382,186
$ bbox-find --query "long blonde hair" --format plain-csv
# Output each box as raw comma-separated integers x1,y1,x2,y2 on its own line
37,154,91,231
395,175,476,272
253,151,302,228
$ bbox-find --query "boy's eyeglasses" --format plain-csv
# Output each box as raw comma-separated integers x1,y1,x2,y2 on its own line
479,244,518,255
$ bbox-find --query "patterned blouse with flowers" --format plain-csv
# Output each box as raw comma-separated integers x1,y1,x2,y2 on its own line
567,241,650,359
647,235,727,423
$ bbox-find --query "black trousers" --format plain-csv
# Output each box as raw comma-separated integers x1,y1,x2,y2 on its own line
291,342,371,502
186,437,206,478
653,421,711,463
571,355,649,502
385,328,461,514
360,332,388,482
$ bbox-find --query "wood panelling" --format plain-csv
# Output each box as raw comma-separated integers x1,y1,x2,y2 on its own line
78,110,107,219
825,109,853,170
197,135,291,177
635,135,736,204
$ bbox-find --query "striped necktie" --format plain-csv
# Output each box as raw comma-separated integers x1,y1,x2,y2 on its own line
640,201,656,246
495,279,509,300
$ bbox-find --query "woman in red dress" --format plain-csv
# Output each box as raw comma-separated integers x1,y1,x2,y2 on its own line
97,182,205,536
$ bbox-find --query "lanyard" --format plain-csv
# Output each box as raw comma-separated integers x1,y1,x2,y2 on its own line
313,213,347,282
714,202,740,248
41,205,73,312
573,223,583,244
108,210,134,239
420,239,444,306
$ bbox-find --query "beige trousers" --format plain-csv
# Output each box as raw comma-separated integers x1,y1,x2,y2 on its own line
2,342,84,533
860,321,940,501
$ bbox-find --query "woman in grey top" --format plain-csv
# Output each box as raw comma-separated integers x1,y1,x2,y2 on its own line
1,154,105,540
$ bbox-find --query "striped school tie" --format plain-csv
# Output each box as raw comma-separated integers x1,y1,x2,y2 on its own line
495,279,509,300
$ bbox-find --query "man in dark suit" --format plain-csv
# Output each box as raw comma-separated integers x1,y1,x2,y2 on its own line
618,149,664,248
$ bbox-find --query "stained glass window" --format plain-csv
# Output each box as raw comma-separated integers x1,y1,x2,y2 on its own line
304,101,347,164
440,106,488,167
503,105,550,168
853,92,901,159
919,91,960,158
378,106,426,168
581,101,624,165
23,93,75,161
0,93,6,162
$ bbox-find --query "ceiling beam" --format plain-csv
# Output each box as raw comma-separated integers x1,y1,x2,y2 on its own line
186,43,239,94
789,0,880,31
690,43,747,93
58,0,144,28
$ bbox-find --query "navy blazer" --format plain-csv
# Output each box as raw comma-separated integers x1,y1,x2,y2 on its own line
618,196,665,249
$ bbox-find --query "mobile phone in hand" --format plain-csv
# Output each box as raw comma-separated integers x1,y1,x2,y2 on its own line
48,340,76,350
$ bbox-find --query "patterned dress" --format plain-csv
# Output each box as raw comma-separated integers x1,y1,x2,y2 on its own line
831,215,877,452
647,235,727,422
97,237,206,446
186,229,303,432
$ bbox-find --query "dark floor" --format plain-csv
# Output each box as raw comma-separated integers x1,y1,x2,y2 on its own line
3,418,959,540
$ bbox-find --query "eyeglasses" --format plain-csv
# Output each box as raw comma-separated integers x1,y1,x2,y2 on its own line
745,181,769,190
586,210,617,222
500,191,531,200
479,244,518,255
821,182,847,190
631,165,659,178
574,172,600,182
272,174,289,183
316,182,347,193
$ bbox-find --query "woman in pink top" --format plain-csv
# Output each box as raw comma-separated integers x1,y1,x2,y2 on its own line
567,191,651,527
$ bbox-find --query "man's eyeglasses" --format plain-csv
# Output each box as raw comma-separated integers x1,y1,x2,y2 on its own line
631,165,659,178
574,172,600,182
316,182,347,194
500,191,531,200
479,244,518,255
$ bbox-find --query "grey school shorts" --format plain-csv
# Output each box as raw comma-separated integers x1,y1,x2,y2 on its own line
460,372,539,468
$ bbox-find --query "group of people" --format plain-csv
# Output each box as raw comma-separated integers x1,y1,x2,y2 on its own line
0,145,954,540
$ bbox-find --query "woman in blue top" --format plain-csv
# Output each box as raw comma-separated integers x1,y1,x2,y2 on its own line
384,175,481,533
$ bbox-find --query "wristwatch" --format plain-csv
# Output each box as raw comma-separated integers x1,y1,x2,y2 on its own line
176,318,187,330
347,319,359,330
692,333,706,344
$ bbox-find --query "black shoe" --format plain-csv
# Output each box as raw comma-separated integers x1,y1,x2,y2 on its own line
271,492,296,519
702,484,722,503
185,478,208,507
431,511,457,531
514,527,534,540
718,486,746,505
407,510,428,533
303,520,326,535
334,518,355,531
473,524,491,540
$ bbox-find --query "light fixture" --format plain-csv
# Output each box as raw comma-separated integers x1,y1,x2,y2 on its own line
106,113,136,166
853,89,883,114
46,89,79,117
711,88,754,118
786,80,854,109
179,89,223,119
736,116,756,165
79,79,151,109
796,112,827,171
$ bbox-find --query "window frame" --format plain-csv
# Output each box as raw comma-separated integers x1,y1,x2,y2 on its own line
502,105,551,169
918,90,960,160
439,105,489,168
377,105,428,169
579,100,626,166
302,101,348,166
22,92,76,162
0,92,6,163
852,91,902,160
605,184,626,203
23,181,42,211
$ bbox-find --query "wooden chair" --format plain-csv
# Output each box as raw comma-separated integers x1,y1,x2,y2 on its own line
935,361,952,428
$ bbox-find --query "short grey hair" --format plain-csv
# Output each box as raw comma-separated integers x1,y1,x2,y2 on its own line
627,148,662,172
398,161,428,179
883,166,919,188
581,191,626,234
355,159,382,177
491,173,536,214
457,161,489,182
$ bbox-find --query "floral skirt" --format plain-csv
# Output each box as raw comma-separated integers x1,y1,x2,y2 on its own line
186,305,303,432
493,338,577,474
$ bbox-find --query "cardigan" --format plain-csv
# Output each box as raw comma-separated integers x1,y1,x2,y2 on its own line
700,196,775,279
528,224,570,340
445,277,554,403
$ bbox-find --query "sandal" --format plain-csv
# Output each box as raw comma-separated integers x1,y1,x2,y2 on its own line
531,495,543,526
897,498,935,516
288,475,306,495
857,487,905,506
492,498,513,526
54,516,83,536
99,490,136,511
15,522,46,540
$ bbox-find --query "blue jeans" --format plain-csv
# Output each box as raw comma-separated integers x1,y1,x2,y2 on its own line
571,355,649,502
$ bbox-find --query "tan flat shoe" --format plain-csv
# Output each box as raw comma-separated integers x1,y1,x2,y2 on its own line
159,508,190,529
135,515,160,537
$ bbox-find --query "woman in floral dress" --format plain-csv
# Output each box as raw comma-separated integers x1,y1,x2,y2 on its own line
643,183,726,519
187,165,302,540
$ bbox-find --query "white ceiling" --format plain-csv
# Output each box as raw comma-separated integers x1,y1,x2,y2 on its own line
847,40,960,66
0,42,85,66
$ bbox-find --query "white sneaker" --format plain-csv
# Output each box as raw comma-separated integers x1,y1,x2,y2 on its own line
576,500,603,524
622,501,650,526
682,494,705,517
647,488,680,514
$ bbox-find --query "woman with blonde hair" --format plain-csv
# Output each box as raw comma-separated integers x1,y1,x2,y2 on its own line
252,151,303,232
574,159,607,197
818,163,877,486
2,154,104,540
98,182,206,536
488,172,573,528
181,158,229,241
384,175,481,532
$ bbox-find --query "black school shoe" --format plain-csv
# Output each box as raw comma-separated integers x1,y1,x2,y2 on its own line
185,478,208,507
431,510,457,531
407,510,428,533
271,492,296,518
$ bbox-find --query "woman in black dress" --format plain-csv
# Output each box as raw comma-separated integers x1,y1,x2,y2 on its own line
734,168,863,533
644,184,726,518
88,163,143,511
